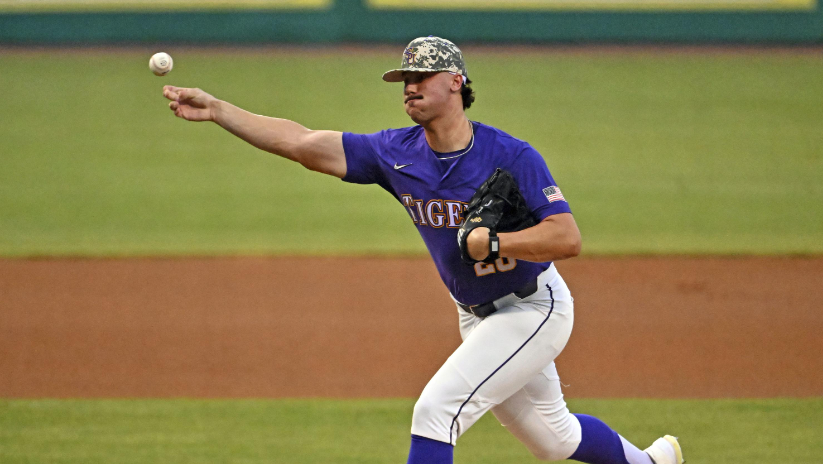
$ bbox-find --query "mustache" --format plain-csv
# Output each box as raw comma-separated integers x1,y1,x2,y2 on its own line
404,94,423,103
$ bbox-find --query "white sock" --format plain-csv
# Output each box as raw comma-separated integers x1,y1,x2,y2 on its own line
620,435,654,464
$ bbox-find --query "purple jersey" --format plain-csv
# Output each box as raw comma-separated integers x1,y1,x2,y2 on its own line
342,121,571,306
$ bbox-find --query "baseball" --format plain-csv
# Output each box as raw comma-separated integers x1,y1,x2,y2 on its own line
149,52,173,76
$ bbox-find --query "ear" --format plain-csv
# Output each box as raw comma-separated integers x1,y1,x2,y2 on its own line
450,73,464,92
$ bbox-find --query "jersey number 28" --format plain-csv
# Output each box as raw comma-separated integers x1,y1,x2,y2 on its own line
474,258,516,277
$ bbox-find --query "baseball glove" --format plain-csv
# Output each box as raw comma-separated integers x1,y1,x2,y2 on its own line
457,168,538,264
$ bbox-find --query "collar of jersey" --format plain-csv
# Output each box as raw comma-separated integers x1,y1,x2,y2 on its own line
431,121,475,161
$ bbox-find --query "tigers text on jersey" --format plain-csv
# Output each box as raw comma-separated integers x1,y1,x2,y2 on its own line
342,121,571,306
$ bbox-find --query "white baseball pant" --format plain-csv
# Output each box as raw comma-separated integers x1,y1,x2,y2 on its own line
411,265,582,461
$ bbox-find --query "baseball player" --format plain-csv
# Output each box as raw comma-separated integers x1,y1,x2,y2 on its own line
162,37,684,464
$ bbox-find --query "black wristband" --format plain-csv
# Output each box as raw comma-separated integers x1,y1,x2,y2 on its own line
485,231,500,263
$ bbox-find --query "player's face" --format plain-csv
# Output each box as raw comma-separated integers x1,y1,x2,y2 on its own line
402,72,460,124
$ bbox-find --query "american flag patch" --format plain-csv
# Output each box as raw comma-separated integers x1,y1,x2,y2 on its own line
543,186,566,203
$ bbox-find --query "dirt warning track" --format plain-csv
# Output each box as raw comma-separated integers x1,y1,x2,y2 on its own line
1,256,821,398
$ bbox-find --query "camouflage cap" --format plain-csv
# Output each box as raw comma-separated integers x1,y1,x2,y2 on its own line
382,36,468,83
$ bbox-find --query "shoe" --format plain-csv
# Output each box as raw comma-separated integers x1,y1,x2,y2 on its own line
644,435,684,464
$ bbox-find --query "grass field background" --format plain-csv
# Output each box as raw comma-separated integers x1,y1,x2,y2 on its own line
1,49,821,256
2,48,821,463
2,398,822,464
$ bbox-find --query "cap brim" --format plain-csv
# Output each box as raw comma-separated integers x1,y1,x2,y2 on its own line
381,68,449,82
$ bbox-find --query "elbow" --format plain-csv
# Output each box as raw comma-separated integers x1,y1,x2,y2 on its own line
298,154,322,173
560,220,582,259
567,235,582,258
291,130,342,176
273,128,315,166
552,232,581,261
530,236,580,262
287,146,320,172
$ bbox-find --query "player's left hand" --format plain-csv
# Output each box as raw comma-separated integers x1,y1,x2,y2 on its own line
458,169,537,264
467,227,491,261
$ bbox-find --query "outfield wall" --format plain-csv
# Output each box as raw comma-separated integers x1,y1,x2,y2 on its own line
0,0,821,44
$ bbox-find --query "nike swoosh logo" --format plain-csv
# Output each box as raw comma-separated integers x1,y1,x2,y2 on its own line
394,163,412,170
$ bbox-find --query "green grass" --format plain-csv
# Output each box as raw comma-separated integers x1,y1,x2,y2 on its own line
0,49,821,256
1,398,821,463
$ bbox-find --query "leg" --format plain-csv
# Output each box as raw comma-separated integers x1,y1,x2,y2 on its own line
490,362,581,461
407,271,574,464
493,362,662,464
411,280,574,446
407,269,683,464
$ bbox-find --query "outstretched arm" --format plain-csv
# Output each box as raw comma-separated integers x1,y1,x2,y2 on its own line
163,86,347,178
467,213,581,263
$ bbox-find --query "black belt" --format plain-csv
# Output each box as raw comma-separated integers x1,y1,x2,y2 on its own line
457,278,540,318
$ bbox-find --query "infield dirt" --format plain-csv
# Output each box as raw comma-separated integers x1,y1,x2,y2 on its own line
1,256,821,399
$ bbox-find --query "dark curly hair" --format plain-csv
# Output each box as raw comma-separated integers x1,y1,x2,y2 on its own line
461,78,475,110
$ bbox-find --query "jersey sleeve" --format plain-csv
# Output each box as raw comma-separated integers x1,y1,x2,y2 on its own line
510,146,572,221
341,131,385,185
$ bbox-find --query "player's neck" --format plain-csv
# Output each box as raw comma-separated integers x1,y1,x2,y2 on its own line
422,112,472,153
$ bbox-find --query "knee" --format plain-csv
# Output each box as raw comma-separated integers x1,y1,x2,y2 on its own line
503,406,581,462
529,442,577,462
527,419,580,461
411,394,452,441
502,422,580,462
412,395,440,423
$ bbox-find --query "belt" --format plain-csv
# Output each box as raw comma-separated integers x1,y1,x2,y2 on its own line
456,278,540,318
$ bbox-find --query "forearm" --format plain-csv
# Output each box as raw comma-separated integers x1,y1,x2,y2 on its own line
165,86,345,176
213,100,309,162
210,99,345,177
470,213,580,263
499,225,579,262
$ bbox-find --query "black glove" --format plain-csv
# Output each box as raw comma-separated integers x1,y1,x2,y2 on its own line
457,168,538,264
